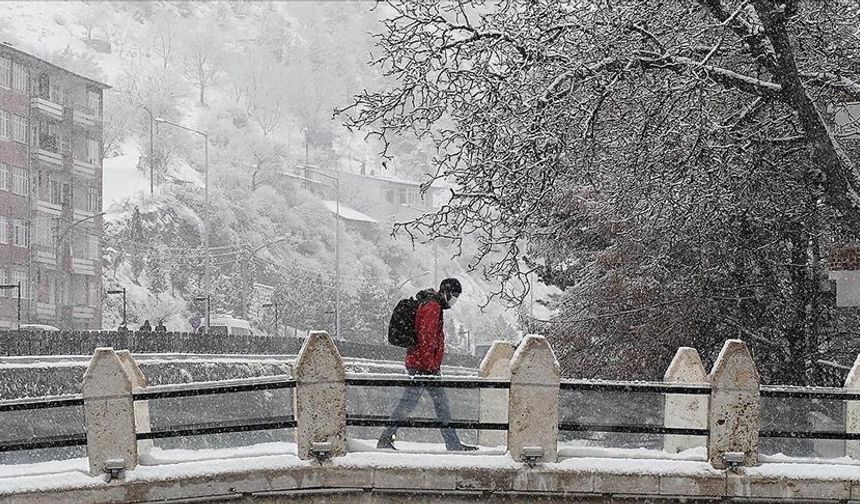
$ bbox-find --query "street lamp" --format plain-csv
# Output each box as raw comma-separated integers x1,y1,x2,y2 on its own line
194,295,210,333
262,302,279,337
54,211,106,324
0,282,21,328
143,107,155,195
106,288,127,327
279,167,342,340
155,117,210,310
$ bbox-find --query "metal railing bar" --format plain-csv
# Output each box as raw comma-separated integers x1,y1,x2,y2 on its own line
558,423,709,436
759,430,860,440
347,414,507,430
560,380,711,395
345,376,509,389
137,415,297,440
760,385,860,400
0,394,84,412
134,375,296,401
0,432,87,452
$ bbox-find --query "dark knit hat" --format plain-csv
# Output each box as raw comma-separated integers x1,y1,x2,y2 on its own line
439,278,462,296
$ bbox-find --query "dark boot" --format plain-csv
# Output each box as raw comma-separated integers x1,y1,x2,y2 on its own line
447,441,478,452
377,436,397,450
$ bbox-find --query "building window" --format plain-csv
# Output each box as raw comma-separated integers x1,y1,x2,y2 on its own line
33,216,53,247
0,110,8,139
11,63,28,93
0,58,10,88
10,269,29,300
398,189,406,204
89,235,99,260
73,233,97,260
86,186,97,212
12,219,28,248
0,163,7,191
385,189,394,203
86,89,101,116
12,115,27,143
87,137,100,164
49,179,62,205
0,215,6,244
11,167,27,196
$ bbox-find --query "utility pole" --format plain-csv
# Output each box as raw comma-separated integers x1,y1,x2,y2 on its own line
155,117,210,331
150,111,154,195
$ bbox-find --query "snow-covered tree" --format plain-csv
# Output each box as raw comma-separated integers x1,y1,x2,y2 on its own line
343,0,860,383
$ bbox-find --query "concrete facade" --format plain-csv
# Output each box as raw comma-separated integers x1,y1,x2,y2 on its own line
507,335,560,463
0,42,109,330
82,347,138,475
478,340,514,447
707,339,760,469
293,330,347,460
7,452,860,504
663,347,708,453
846,354,860,458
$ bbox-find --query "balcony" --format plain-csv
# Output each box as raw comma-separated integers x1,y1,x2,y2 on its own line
32,248,57,266
30,97,63,120
34,133,62,168
71,258,96,275
34,199,62,216
35,302,55,319
72,305,95,319
72,157,97,178
72,208,95,221
72,107,98,128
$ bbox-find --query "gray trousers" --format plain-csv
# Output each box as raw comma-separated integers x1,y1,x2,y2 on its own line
379,368,460,447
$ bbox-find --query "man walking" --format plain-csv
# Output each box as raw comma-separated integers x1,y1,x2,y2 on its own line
377,278,477,451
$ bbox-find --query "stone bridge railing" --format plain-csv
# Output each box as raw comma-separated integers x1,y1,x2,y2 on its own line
6,334,860,503
0,329,480,367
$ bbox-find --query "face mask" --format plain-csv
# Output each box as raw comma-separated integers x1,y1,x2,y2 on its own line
447,293,459,307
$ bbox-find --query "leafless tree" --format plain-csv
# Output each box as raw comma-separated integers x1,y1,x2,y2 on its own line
342,0,860,382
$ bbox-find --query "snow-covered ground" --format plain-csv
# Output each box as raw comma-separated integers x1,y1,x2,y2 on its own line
4,440,860,495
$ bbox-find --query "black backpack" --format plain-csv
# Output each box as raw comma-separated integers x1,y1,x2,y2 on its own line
388,297,420,348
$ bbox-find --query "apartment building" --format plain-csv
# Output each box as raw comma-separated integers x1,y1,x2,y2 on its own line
0,43,109,330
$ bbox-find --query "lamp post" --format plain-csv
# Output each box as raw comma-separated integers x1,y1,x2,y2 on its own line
106,288,127,327
278,168,341,340
194,295,210,333
143,107,154,195
0,282,21,328
53,211,106,325
262,302,279,337
155,117,209,321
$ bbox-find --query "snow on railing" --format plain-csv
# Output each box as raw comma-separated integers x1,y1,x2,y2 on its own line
10,335,860,478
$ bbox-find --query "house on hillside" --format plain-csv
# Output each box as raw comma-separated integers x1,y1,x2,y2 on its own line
293,164,446,223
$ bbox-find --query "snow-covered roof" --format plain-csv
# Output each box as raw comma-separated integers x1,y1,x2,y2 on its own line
320,200,377,224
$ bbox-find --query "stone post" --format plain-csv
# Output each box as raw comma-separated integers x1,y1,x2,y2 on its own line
707,339,760,469
663,347,708,453
507,335,560,463
116,350,152,456
478,341,515,447
293,330,346,460
82,347,138,476
844,354,860,458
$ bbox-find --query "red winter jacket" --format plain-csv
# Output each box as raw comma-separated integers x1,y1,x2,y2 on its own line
405,294,445,372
